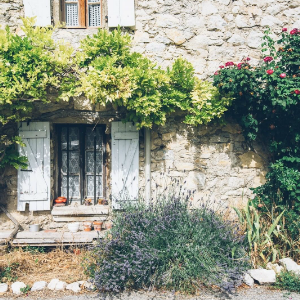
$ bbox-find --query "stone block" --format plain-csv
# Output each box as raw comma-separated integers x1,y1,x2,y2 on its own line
11,282,26,295
175,162,195,171
31,281,47,291
166,29,186,45
243,273,254,287
66,282,81,293
162,132,175,141
248,269,276,284
239,151,264,168
279,258,300,275
266,263,284,275
0,283,8,293
48,279,60,290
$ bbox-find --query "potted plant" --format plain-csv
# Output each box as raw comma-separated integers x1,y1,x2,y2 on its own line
83,221,93,231
84,198,92,206
93,221,103,231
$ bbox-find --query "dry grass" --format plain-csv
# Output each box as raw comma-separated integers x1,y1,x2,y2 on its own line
0,246,89,285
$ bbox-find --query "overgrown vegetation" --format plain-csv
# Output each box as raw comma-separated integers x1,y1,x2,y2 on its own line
214,27,300,264
86,194,249,294
275,271,300,293
0,18,231,171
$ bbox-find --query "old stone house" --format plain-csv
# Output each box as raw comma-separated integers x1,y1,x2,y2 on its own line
0,0,299,233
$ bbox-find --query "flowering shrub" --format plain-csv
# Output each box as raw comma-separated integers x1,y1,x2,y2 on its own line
87,194,248,294
213,28,300,259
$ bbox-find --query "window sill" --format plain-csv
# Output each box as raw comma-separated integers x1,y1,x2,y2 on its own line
52,205,109,221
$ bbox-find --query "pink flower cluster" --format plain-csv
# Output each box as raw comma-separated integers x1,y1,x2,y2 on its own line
282,27,299,34
264,56,273,63
290,28,299,35
225,62,234,67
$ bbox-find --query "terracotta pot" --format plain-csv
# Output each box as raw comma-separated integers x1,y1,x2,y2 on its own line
93,221,103,231
73,249,81,255
83,221,92,231
55,197,67,203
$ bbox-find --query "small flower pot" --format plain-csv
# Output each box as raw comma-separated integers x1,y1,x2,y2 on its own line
29,224,40,232
83,221,92,231
68,222,80,233
93,221,103,231
73,249,81,255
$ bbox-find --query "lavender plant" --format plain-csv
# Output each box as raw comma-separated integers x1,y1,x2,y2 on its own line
87,191,249,294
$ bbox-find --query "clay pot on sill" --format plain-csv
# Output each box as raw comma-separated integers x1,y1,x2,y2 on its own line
54,197,67,204
83,221,93,231
93,221,103,231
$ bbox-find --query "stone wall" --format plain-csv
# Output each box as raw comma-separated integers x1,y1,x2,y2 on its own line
2,0,299,78
0,0,298,229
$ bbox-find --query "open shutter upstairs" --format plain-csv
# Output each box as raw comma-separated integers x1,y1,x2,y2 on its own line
107,0,120,27
120,0,135,27
23,0,51,26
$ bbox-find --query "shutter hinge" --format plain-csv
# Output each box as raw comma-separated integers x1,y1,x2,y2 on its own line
105,15,108,23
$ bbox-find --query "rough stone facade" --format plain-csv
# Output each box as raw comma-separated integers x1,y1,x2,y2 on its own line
0,0,298,230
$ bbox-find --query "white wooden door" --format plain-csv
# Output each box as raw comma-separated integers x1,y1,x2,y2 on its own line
108,0,135,27
111,122,139,209
18,122,51,211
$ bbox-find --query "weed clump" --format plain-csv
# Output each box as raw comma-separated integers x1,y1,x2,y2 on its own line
88,196,249,294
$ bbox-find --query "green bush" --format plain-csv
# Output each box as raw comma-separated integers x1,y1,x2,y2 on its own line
213,27,300,260
275,271,300,293
88,196,249,294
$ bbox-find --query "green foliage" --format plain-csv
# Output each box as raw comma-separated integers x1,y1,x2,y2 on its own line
76,28,232,129
0,18,74,170
20,284,31,294
0,262,19,282
275,271,300,293
234,201,284,266
88,194,249,293
214,27,300,260
1,21,231,170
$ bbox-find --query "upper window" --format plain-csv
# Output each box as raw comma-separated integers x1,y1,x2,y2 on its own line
62,0,102,28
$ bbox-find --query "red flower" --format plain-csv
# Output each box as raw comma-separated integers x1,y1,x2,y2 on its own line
295,90,300,95
266,69,274,75
246,57,251,61
225,62,234,67
264,56,273,63
237,63,243,69
279,73,286,78
214,71,219,75
290,28,298,35
219,65,224,69
282,28,287,32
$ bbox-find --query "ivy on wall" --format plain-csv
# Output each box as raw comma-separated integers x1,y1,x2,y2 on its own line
0,18,232,170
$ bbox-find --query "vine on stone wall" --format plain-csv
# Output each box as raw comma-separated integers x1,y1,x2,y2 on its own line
213,27,300,238
0,19,232,170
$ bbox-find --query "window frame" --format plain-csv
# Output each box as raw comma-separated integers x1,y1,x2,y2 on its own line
57,124,106,205
61,0,103,29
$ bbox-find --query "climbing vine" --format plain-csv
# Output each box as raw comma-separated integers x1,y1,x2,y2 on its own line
0,19,231,170
213,27,300,237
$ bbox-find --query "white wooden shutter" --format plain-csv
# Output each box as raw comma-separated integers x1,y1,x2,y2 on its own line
23,0,52,26
18,122,51,211
111,122,139,209
108,0,135,27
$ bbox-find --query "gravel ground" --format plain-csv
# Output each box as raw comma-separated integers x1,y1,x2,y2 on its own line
1,286,300,300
